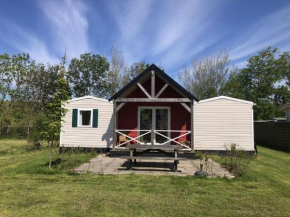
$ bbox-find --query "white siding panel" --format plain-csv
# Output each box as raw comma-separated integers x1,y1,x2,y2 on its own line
60,98,113,148
194,98,254,151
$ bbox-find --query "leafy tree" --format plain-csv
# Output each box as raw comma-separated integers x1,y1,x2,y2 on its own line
67,53,109,97
26,63,59,112
280,52,290,87
178,49,231,100
225,47,290,120
273,86,290,117
106,43,125,98
41,53,71,169
0,53,31,135
220,67,244,99
122,61,150,86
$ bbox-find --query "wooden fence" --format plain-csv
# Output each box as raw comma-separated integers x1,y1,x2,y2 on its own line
254,122,290,151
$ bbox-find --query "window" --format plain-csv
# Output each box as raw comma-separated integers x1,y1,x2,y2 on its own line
78,110,92,127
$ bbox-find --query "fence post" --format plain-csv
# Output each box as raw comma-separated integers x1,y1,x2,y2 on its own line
151,128,154,146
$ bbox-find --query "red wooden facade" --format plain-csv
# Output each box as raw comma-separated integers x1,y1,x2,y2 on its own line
109,64,198,150
117,75,191,144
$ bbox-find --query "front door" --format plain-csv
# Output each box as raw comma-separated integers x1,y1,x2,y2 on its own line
138,107,170,145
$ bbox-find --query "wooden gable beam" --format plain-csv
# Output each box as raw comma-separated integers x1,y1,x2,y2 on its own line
151,70,155,98
137,82,151,99
180,103,191,113
116,103,126,112
155,83,168,98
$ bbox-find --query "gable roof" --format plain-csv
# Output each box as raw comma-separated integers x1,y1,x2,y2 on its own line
108,64,199,102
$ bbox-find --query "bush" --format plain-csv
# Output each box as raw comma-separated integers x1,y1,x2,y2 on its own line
222,143,254,177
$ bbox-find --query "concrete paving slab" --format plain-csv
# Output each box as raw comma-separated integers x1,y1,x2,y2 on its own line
74,155,234,178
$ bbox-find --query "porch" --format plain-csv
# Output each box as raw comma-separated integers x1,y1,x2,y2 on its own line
109,64,198,154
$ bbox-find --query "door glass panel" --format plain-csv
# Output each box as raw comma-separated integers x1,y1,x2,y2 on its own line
139,109,152,144
155,109,168,143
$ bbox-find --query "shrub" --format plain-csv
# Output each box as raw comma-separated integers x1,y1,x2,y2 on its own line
222,143,254,177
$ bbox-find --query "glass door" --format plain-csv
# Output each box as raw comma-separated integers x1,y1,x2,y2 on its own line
139,108,152,144
138,107,170,145
155,109,169,144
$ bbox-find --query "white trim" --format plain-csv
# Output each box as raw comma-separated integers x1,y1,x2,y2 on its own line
68,96,112,103
59,127,63,146
193,103,195,151
77,108,93,127
197,96,254,105
251,105,255,151
138,106,171,145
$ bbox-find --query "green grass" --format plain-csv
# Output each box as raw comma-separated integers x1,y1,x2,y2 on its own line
0,139,289,217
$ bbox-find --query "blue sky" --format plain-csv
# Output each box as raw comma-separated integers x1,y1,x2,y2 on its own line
0,0,290,77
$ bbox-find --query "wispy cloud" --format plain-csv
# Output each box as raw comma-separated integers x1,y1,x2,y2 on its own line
107,0,226,73
0,20,59,64
106,0,154,65
230,6,290,63
1,0,290,75
149,0,227,72
39,0,90,61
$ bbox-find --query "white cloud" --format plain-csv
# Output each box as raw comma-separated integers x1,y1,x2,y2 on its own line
40,0,90,61
107,0,226,72
114,0,153,40
230,6,290,61
150,0,216,56
0,21,59,64
150,0,227,72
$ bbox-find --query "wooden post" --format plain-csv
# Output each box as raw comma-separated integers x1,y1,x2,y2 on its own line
191,100,194,152
151,70,155,97
151,128,154,146
113,101,117,150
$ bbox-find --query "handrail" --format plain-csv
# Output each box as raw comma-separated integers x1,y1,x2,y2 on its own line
116,129,190,132
115,129,191,150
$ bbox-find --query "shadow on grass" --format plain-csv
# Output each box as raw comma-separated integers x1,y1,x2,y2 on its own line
257,144,290,153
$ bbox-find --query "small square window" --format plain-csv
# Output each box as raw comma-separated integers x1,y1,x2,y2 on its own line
79,110,91,126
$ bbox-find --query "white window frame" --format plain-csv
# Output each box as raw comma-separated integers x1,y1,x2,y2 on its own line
77,108,93,127
138,106,171,145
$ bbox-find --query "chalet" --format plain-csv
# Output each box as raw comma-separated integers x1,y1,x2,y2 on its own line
60,64,254,153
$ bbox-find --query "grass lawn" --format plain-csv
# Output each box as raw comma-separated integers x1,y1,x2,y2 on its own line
0,139,289,217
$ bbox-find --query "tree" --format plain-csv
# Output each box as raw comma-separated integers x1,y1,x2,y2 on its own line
0,53,31,135
274,86,290,117
280,52,290,87
106,43,125,98
178,49,231,100
220,67,244,99
67,53,110,97
122,61,150,86
41,53,71,169
225,47,290,120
